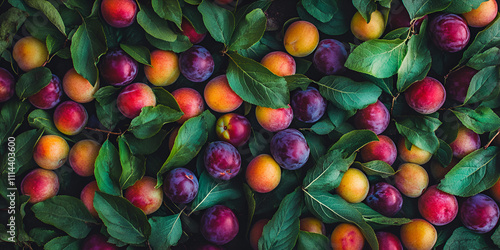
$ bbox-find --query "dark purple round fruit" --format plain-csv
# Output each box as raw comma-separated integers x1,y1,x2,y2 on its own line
179,45,214,82
99,49,138,86
163,168,199,204
204,141,241,180
270,129,310,170
290,87,327,123
0,67,15,102
82,234,118,250
200,205,239,245
376,231,403,250
28,74,62,109
460,194,500,233
313,39,347,75
446,66,479,103
365,182,403,217
429,14,470,53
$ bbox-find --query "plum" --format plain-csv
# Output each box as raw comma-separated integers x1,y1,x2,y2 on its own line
376,231,403,250
204,141,241,180
352,100,390,134
446,67,478,103
460,194,499,233
0,67,15,102
201,205,239,245
181,18,206,44
216,113,251,147
405,77,446,115
163,168,199,204
429,14,470,53
28,74,62,109
365,182,403,217
82,233,118,250
99,49,138,86
290,87,327,123
418,185,458,226
179,45,214,82
359,135,397,165
270,129,310,170
313,39,347,75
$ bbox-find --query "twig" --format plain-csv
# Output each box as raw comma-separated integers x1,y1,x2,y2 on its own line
84,127,122,135
484,129,500,149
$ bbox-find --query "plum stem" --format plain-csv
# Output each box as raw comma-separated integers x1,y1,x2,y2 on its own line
484,129,500,149
391,93,400,116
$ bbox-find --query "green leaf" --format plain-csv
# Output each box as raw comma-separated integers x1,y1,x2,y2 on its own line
226,52,289,109
148,214,183,249
460,15,500,65
198,0,235,44
258,189,302,250
444,227,491,250
345,39,407,79
303,190,378,249
44,236,81,250
352,0,377,23
354,160,396,178
438,146,500,197
402,0,452,19
25,0,66,36
118,136,145,190
351,202,411,225
152,87,182,111
318,75,382,111
445,0,488,13
62,0,92,17
157,111,213,183
297,231,330,250
435,139,453,167
190,171,242,212
284,74,311,92
302,0,337,23
122,130,168,155
93,86,123,131
16,67,52,99
492,224,500,248
46,34,64,55
27,109,72,142
304,131,327,162
94,140,121,196
129,105,184,139
31,196,97,239
145,33,193,53
452,106,500,134
29,228,59,247
0,99,31,145
249,129,270,157
70,18,107,86
310,119,335,135
467,47,500,70
152,0,183,28
395,116,442,153
243,184,256,234
297,2,349,36
397,19,431,92
120,44,151,66
329,129,379,158
137,5,177,42
1,129,43,175
303,150,354,191
0,8,28,55
464,66,500,104
93,192,151,245
228,9,266,51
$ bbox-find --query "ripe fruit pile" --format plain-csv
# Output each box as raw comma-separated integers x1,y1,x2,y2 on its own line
1,0,500,249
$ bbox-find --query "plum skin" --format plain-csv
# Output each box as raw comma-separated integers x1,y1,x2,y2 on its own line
163,168,199,204
270,129,310,170
200,205,239,245
216,113,251,147
313,39,348,75
352,100,390,134
179,45,214,82
365,182,403,217
28,74,62,110
429,14,470,53
0,67,15,102
460,194,500,233
99,49,138,86
290,87,327,123
418,185,458,226
204,141,241,180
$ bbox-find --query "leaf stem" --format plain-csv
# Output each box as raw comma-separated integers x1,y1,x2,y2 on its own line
84,127,123,135
484,129,500,149
391,93,400,116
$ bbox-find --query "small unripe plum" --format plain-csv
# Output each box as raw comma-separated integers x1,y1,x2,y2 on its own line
460,194,500,233
446,66,478,103
124,176,163,215
249,219,269,250
215,113,251,147
116,82,157,119
359,135,397,165
246,154,281,193
99,49,138,86
21,168,59,204
0,67,15,102
179,45,214,82
163,168,199,204
400,219,437,250
270,129,310,170
284,21,319,57
335,168,369,203
80,181,99,217
376,231,403,250
69,139,100,177
313,39,348,75
144,50,180,87
260,51,296,77
181,18,206,44
418,185,458,226
101,0,137,28
405,77,446,115
352,100,390,135
53,101,88,135
365,182,403,217
300,217,326,235
82,233,118,250
255,105,293,132
351,10,385,41
204,75,243,113
462,0,498,28
33,135,69,170
330,223,364,250
12,36,48,72
394,163,429,198
449,126,481,159
200,205,239,245
172,87,205,124
62,68,99,103
204,141,241,180
429,14,470,53
290,87,327,123
28,74,62,109
397,138,432,165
